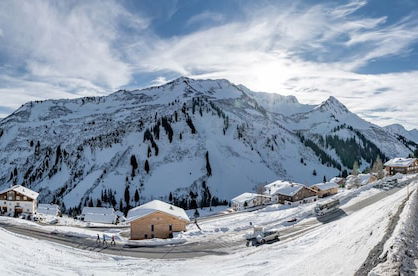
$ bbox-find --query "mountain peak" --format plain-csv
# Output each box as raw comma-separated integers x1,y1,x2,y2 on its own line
317,96,349,113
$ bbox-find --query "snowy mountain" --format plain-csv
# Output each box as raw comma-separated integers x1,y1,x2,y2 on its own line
0,77,415,214
384,124,418,144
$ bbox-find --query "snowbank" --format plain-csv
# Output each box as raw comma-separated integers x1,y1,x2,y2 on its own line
370,185,418,275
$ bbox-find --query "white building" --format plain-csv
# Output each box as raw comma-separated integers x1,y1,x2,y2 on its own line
0,185,39,217
264,180,300,196
345,174,377,189
81,207,117,224
231,192,271,210
37,204,61,217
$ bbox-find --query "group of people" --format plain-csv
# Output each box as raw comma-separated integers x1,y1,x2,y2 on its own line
96,233,116,246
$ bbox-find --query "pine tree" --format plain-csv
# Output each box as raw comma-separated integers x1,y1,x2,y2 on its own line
144,160,150,174
194,209,200,218
323,176,327,183
130,155,138,177
124,186,130,207
169,192,173,202
205,151,212,176
312,169,317,176
134,189,140,203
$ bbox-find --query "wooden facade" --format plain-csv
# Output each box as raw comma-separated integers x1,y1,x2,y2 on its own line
276,186,317,204
385,159,418,176
311,186,338,198
130,211,189,240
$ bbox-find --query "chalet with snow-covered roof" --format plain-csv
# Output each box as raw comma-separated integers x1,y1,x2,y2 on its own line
231,192,271,210
264,180,297,196
127,200,190,240
273,184,317,206
329,177,346,187
311,182,339,198
0,185,39,217
81,207,117,224
384,158,418,176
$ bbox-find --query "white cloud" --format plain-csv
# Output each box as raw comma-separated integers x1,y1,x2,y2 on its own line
186,11,225,26
0,0,148,91
126,1,418,129
1,0,418,130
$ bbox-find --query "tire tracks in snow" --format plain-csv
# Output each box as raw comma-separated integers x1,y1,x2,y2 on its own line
354,190,413,276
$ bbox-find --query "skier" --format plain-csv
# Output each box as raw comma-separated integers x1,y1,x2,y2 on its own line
111,235,116,246
96,233,100,244
102,234,108,246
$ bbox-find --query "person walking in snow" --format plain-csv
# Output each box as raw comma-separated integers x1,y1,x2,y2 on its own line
96,233,100,244
111,235,116,246
102,234,108,246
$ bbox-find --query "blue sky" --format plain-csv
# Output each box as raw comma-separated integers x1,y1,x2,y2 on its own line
1,0,418,128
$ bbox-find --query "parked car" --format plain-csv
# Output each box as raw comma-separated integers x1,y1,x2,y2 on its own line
245,226,280,246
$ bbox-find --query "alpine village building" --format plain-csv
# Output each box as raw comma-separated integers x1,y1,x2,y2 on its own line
0,185,39,218
127,200,190,240
311,182,339,198
273,184,318,205
384,158,418,176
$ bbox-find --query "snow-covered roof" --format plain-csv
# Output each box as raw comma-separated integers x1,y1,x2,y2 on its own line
312,182,339,191
82,207,115,215
346,174,376,187
81,207,117,224
231,192,270,203
273,185,304,197
127,200,190,223
384,158,417,167
84,213,116,224
330,177,344,184
264,180,300,195
37,204,60,216
0,185,39,200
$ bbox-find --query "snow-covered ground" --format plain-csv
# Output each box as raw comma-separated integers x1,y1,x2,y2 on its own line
0,182,413,275
0,177,415,275
370,188,418,275
0,174,412,248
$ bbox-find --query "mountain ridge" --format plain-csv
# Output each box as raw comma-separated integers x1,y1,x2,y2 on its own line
0,77,416,214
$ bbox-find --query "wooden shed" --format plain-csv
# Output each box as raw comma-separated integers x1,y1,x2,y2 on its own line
127,200,190,240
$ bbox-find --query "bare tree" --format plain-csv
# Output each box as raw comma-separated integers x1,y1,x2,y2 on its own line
255,183,266,195
352,161,359,176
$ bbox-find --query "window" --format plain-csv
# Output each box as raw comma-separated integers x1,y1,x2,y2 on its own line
144,234,148,239
169,225,173,231
23,196,27,200
8,197,12,201
151,225,154,232
16,196,20,200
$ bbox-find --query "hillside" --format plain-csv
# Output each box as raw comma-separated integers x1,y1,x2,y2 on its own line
0,77,416,214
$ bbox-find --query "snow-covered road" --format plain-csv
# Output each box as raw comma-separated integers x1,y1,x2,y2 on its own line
0,182,414,275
